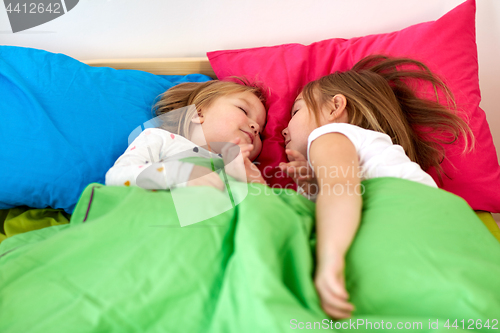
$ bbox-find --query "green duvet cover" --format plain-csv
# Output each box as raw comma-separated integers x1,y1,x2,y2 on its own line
0,178,499,332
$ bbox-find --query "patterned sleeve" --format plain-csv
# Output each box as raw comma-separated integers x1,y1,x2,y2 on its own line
105,129,194,189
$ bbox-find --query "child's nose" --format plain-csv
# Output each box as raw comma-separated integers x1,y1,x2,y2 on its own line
282,128,288,138
250,123,260,134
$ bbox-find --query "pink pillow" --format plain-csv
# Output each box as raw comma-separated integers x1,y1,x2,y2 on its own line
207,0,500,213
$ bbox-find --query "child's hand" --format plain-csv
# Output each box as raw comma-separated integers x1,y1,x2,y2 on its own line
314,253,354,319
279,149,317,196
222,138,266,185
187,165,225,191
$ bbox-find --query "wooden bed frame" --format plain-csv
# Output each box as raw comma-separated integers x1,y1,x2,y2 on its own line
84,57,216,78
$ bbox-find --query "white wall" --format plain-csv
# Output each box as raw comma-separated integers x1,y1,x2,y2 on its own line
1,0,499,218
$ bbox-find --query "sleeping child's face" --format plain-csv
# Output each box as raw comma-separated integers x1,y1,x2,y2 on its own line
197,91,266,161
282,91,349,161
281,93,321,160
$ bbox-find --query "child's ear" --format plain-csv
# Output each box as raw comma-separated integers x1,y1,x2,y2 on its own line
191,111,204,124
327,94,348,123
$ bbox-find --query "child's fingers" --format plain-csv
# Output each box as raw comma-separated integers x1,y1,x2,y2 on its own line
280,160,310,170
221,142,243,163
322,301,353,319
315,267,349,299
281,168,300,179
279,161,307,168
316,276,348,300
316,282,354,319
280,164,312,178
326,274,349,299
320,291,353,316
279,162,310,176
288,168,310,178
322,296,354,316
319,282,353,310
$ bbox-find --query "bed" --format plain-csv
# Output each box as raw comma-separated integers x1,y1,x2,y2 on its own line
1,0,499,332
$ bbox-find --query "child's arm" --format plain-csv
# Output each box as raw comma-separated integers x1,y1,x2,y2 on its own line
309,132,361,319
105,131,165,187
105,129,223,190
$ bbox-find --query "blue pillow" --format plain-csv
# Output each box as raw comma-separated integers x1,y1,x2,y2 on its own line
0,46,212,213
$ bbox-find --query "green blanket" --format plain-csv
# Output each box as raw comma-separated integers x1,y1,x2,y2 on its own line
0,178,499,332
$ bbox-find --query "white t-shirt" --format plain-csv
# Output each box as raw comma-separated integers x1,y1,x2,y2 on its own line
307,123,437,188
105,128,221,189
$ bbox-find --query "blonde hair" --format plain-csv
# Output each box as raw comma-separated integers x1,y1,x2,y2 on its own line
153,78,265,138
302,55,474,184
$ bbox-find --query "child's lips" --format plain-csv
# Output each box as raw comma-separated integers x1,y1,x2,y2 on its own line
242,130,254,144
285,139,291,147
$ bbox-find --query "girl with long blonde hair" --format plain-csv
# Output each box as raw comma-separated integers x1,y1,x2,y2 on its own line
280,55,473,319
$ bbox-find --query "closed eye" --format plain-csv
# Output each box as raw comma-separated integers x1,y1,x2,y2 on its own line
292,109,299,117
238,106,248,115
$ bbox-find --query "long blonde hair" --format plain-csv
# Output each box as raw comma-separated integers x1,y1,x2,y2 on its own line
153,78,265,138
302,55,474,183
